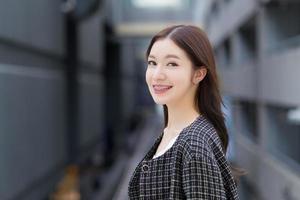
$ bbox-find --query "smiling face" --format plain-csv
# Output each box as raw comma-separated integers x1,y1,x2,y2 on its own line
146,38,203,107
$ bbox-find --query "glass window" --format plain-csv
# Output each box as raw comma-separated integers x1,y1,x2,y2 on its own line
224,39,231,66
211,1,220,17
213,39,231,69
264,3,300,53
237,100,258,142
238,17,257,63
266,105,300,168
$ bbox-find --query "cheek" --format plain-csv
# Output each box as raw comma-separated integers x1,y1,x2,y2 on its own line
145,69,151,86
173,70,192,84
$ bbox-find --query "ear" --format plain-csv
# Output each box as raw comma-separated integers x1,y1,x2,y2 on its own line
192,67,207,85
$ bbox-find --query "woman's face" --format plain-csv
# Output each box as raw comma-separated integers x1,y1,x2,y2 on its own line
146,38,203,106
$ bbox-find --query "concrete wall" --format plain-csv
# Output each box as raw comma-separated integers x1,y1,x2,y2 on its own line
205,0,300,199
0,0,105,199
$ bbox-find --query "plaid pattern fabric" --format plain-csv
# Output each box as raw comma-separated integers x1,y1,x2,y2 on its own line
128,115,239,199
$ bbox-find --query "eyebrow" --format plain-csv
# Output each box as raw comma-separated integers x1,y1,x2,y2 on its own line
148,54,180,60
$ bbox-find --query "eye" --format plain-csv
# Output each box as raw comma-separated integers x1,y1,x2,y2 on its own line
167,62,178,67
148,60,156,66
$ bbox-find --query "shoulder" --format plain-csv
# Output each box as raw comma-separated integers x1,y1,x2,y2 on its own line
177,115,224,162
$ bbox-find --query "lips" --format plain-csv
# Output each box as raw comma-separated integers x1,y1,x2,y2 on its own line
153,85,173,94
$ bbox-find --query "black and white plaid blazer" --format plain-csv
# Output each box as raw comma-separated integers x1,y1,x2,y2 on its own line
128,115,239,199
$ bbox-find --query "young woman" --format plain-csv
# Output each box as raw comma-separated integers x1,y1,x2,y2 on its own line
128,25,240,199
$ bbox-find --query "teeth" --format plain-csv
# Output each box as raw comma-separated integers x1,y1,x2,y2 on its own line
153,85,172,90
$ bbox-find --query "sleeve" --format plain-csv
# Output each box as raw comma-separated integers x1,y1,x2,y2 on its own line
182,154,226,199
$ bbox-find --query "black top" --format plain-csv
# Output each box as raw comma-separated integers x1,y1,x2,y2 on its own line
128,115,239,199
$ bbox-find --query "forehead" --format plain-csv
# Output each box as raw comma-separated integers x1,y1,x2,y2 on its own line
149,38,189,60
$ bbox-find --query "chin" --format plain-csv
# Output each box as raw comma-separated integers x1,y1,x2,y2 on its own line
152,97,172,105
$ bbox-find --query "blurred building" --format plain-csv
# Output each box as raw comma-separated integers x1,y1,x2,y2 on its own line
203,0,300,199
0,0,106,199
0,0,300,200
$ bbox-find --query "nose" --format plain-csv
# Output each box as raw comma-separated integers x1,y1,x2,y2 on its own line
152,66,166,80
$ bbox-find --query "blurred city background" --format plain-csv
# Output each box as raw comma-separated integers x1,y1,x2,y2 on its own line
0,0,300,199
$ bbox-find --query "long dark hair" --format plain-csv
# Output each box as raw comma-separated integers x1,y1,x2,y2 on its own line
146,25,246,182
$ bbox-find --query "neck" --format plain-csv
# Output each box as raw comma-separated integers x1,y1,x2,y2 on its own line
164,103,200,136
